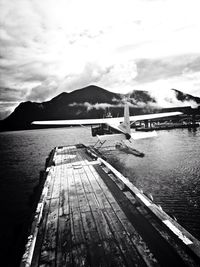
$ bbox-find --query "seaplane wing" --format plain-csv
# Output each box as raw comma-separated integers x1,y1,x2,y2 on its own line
129,111,182,124
32,117,121,126
32,104,182,154
32,111,182,127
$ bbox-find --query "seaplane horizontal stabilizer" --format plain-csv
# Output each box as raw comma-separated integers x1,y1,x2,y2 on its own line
97,134,126,142
97,131,157,142
131,131,157,140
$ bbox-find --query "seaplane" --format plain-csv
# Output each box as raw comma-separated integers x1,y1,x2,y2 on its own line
32,101,182,157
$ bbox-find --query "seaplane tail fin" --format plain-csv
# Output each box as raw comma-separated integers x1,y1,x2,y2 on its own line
118,102,131,134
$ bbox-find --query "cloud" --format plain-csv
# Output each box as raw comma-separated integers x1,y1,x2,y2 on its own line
68,100,154,112
132,70,200,99
0,87,27,102
135,54,200,84
27,78,58,102
0,101,19,120
97,60,137,92
149,89,199,108
69,102,123,111
1,0,200,118
58,62,112,94
25,59,137,102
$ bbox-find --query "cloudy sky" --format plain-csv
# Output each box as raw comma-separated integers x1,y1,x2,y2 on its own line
1,0,200,118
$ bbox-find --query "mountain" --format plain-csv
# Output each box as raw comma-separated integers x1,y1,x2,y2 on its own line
0,85,199,131
172,89,200,104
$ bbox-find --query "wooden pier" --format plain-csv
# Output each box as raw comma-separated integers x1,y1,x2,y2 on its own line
21,144,200,267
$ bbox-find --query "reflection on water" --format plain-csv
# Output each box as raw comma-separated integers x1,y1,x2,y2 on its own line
0,127,200,264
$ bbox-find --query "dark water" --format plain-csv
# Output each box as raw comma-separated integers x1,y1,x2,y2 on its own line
0,127,200,265
0,127,94,266
105,129,200,239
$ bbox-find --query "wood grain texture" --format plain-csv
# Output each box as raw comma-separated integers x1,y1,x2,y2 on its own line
26,145,200,267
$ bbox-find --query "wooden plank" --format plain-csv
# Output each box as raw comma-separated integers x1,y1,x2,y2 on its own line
81,211,107,266
39,198,59,266
86,165,119,209
81,167,110,210
68,171,79,212
72,152,111,266
91,209,127,267
88,165,148,266
58,164,70,216
67,148,82,213
56,213,72,267
77,167,93,194
96,164,161,266
70,163,89,266
40,165,61,266
105,208,147,267
96,164,162,267
71,211,86,245
70,244,89,267
68,147,78,164
31,167,57,267
73,166,100,244
57,149,89,266
73,168,90,213
51,166,61,199
70,212,88,267
60,148,153,266
69,148,92,266
80,164,138,266
115,209,159,267
71,149,154,265
56,155,72,266
84,192,100,212
46,167,56,200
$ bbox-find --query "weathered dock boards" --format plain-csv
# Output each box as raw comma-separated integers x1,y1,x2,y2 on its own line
21,144,200,267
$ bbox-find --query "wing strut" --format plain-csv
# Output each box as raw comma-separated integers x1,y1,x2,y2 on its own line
94,139,107,149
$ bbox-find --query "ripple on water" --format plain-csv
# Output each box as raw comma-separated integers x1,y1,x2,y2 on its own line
105,129,200,239
0,127,199,264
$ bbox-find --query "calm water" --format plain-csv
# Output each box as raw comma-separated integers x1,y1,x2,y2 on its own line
0,127,200,265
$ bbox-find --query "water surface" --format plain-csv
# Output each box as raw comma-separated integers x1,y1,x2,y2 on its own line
0,127,199,265
105,129,200,239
